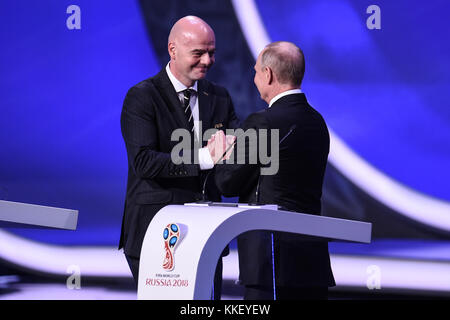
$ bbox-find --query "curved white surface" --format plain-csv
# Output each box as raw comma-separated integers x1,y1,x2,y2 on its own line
138,204,371,300
230,0,450,232
2,224,449,295
0,229,130,277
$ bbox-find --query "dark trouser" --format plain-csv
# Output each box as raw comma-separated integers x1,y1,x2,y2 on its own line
244,285,328,300
125,254,140,287
125,254,223,300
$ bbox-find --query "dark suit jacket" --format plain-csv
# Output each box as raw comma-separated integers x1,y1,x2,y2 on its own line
215,93,335,288
119,68,239,258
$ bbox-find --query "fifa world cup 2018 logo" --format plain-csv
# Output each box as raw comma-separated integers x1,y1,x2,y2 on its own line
162,223,180,271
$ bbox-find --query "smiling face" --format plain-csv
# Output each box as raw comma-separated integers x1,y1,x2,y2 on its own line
168,17,216,87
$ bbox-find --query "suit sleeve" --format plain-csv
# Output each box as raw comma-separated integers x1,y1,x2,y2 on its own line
121,86,200,179
214,112,268,197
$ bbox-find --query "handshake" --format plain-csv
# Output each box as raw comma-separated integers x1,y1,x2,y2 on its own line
206,130,236,164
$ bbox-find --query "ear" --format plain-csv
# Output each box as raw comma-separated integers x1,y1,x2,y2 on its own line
264,66,273,85
168,42,176,60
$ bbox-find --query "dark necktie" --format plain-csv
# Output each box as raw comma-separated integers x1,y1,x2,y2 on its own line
182,89,195,133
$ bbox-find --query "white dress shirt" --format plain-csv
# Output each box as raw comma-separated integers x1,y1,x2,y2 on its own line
268,88,302,108
166,63,214,170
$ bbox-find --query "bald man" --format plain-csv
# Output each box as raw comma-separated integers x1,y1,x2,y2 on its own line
215,41,335,300
119,16,239,299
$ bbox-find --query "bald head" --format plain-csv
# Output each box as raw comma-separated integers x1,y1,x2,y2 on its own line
168,16,215,45
168,16,216,87
260,41,305,87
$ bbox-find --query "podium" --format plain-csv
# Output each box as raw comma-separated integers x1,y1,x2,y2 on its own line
138,203,371,300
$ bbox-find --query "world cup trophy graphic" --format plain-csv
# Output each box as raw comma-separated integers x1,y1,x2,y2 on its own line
162,223,181,271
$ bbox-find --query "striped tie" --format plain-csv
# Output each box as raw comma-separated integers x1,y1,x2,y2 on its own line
182,89,195,133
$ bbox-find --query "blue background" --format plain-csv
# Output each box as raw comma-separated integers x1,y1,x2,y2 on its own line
256,0,450,201
0,1,159,244
1,0,449,245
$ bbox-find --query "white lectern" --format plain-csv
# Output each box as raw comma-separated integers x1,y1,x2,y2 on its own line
138,203,371,300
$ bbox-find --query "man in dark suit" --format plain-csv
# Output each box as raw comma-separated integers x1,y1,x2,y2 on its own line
119,16,239,299
215,41,335,300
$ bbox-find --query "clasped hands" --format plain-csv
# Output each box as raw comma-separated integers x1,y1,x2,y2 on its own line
207,130,236,164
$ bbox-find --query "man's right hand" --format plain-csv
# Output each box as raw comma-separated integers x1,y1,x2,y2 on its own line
207,131,236,164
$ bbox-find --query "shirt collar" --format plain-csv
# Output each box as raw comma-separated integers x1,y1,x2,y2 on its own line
268,88,302,108
166,62,198,93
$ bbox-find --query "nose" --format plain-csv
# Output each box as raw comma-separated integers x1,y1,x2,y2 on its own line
201,53,213,66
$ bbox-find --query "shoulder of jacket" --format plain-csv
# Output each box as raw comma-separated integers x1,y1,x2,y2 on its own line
133,76,157,90
125,77,160,99
244,109,271,129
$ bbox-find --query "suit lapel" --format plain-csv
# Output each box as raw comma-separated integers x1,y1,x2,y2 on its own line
153,69,189,130
198,80,215,146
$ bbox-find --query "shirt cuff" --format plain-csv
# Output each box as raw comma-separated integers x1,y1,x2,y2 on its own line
198,147,214,170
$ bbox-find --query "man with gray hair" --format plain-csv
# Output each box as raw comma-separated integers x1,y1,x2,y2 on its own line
216,41,335,300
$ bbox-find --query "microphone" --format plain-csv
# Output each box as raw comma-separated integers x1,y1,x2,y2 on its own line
200,170,213,203
250,124,297,205
279,124,297,145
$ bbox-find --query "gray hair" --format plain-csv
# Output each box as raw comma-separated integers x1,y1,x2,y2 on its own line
260,41,305,87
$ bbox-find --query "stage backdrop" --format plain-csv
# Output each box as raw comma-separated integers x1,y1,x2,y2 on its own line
0,0,449,246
